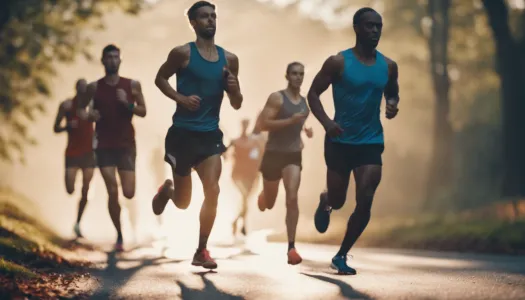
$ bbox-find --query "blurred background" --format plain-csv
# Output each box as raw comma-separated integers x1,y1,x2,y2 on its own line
0,0,524,254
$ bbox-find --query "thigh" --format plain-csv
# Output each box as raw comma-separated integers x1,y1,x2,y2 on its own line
99,166,118,193
195,154,222,187
282,164,301,199
353,164,382,195
81,167,95,185
262,178,280,209
64,166,78,192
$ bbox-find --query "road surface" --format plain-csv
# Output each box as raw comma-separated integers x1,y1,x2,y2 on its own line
83,232,525,300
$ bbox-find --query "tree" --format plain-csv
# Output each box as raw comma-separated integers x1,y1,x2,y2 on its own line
482,0,525,217
424,0,453,205
0,0,148,163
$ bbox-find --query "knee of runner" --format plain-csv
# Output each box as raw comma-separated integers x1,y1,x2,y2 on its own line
285,195,299,210
329,192,346,210
123,188,135,199
66,186,75,195
107,185,119,199
203,182,220,199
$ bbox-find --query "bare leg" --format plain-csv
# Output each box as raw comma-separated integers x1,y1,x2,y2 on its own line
282,165,301,250
258,179,280,211
194,155,222,251
76,168,94,224
336,165,382,256
100,167,123,246
65,167,78,195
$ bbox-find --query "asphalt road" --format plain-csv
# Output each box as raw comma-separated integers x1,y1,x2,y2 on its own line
84,232,525,300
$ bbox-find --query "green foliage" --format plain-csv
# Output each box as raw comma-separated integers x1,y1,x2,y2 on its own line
0,0,148,163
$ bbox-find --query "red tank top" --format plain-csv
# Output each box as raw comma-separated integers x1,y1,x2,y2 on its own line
232,136,263,179
93,77,135,149
65,97,94,157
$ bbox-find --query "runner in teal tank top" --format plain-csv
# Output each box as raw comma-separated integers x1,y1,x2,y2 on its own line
151,1,243,270
307,7,400,275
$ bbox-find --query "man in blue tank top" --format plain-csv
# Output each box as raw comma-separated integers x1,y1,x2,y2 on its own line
151,1,243,270
307,7,400,275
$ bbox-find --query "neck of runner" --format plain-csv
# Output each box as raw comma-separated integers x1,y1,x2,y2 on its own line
286,86,301,99
354,42,376,60
195,37,216,53
104,74,120,86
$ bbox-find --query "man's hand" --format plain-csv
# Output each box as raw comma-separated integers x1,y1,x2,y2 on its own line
304,127,313,138
323,120,344,138
178,95,201,111
89,109,101,122
385,99,399,119
116,88,128,105
224,67,240,95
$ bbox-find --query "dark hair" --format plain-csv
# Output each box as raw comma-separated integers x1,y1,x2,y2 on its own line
286,61,304,74
353,7,377,25
187,1,215,21
102,44,120,57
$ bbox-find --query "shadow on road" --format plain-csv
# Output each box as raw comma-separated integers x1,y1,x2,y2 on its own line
301,273,373,300
89,249,185,299
177,272,244,300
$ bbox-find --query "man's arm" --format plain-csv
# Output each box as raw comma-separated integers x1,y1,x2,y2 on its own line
130,80,147,117
384,57,400,119
384,58,399,103
154,45,190,103
225,51,243,110
77,82,97,121
307,54,344,127
53,101,68,133
257,92,296,132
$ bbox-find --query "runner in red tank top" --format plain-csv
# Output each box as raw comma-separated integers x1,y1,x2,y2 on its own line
224,119,265,238
53,79,96,239
77,44,147,252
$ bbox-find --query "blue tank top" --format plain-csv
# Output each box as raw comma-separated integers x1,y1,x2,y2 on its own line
331,49,389,144
173,42,227,131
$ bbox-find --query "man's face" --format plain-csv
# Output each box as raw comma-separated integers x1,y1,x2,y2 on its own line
355,11,383,48
76,79,87,94
286,64,305,89
101,50,121,75
191,6,217,39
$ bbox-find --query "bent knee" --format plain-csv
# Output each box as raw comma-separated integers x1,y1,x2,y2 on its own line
123,188,135,199
66,186,75,195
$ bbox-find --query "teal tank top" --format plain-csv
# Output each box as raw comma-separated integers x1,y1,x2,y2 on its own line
331,49,389,144
173,42,227,131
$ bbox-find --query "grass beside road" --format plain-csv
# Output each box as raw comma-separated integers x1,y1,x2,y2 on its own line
269,206,525,255
0,189,96,299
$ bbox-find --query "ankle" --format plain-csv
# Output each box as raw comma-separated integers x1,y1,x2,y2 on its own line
288,241,295,251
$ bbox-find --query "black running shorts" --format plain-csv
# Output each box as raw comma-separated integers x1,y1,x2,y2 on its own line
164,125,226,176
324,135,384,177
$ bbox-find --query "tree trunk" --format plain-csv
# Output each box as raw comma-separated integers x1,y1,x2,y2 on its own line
425,0,453,208
482,0,525,198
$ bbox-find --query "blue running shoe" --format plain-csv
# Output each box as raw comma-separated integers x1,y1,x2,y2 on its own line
331,255,357,275
314,193,332,233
